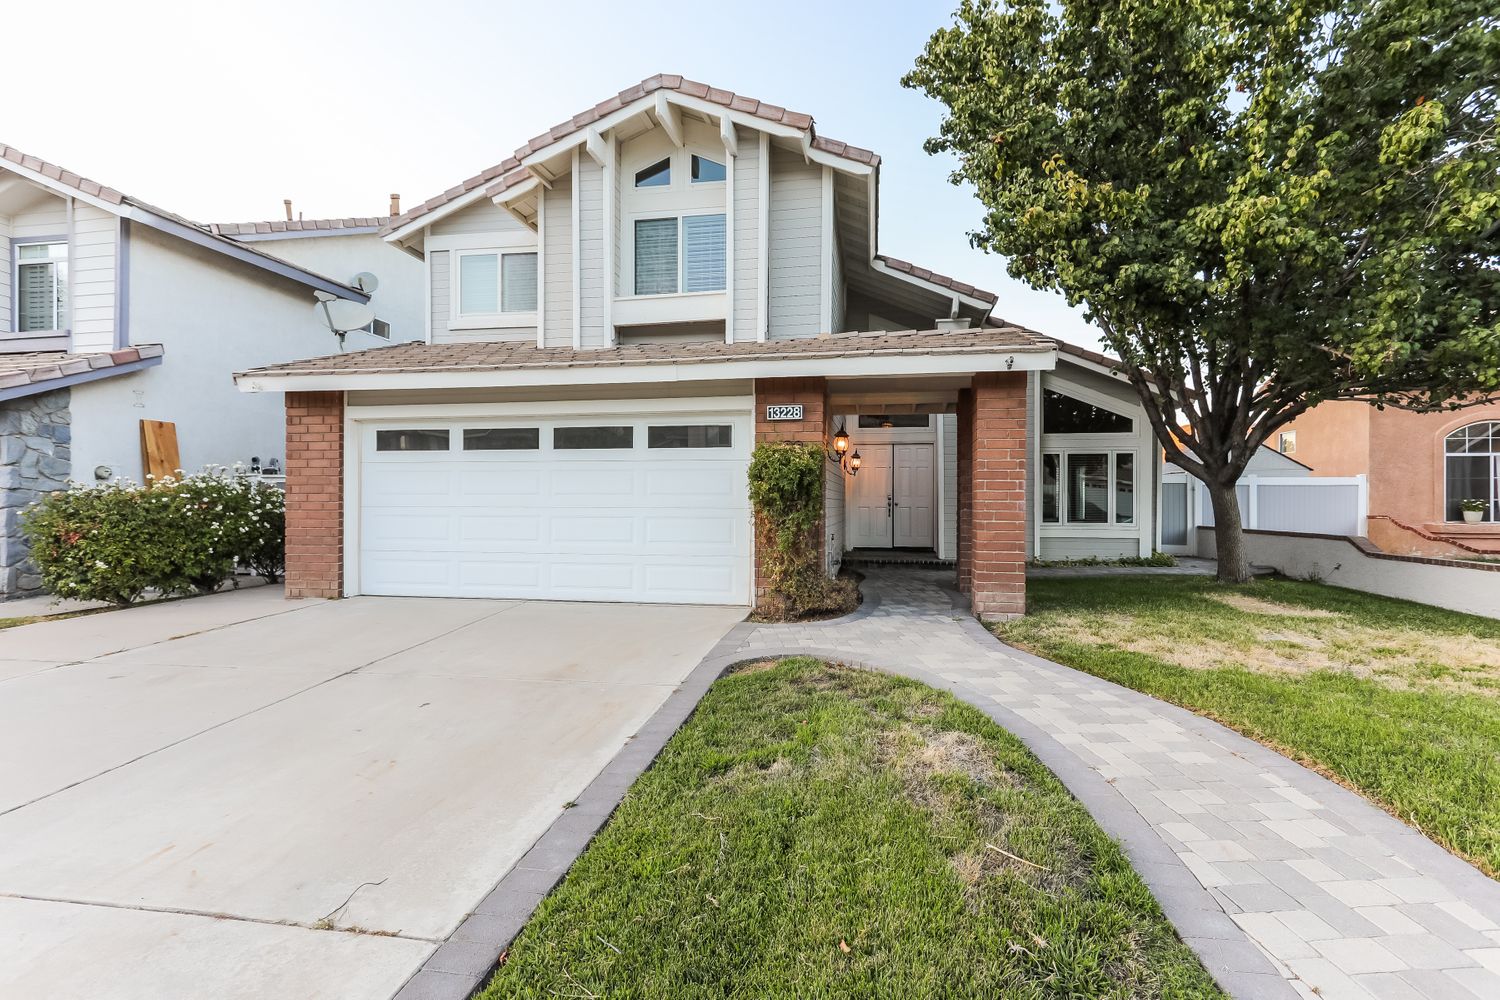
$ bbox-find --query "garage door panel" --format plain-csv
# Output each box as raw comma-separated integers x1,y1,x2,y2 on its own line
643,466,739,500
359,412,751,605
363,467,457,503
643,515,739,546
552,468,635,498
363,512,456,546
459,468,545,500
456,514,544,544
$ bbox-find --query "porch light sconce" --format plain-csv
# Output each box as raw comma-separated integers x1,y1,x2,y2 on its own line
828,422,861,476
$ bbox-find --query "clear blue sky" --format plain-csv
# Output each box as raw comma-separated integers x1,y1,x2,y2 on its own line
5,0,1101,349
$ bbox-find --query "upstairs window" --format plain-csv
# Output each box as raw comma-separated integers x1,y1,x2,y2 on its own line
16,242,68,332
634,214,726,295
1042,389,1133,434
457,250,537,316
634,158,671,188
691,155,725,183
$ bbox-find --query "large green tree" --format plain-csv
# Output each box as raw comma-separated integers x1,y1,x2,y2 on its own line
906,0,1499,581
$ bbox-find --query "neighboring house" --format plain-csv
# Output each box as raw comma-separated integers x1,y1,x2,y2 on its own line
0,144,405,600
1277,399,1500,555
206,210,425,346
235,74,1170,616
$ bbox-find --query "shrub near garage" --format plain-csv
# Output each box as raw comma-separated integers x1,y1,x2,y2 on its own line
20,469,285,605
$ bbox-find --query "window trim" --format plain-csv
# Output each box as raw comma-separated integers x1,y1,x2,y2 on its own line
1040,448,1138,527
10,237,69,335
451,247,539,327
628,211,727,298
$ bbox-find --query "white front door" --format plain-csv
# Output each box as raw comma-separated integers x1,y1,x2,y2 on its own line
847,446,894,549
845,444,936,549
356,409,752,604
893,444,935,548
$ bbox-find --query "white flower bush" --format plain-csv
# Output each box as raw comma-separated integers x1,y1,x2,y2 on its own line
21,468,285,605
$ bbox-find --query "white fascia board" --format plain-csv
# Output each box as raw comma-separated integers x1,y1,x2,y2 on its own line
229,227,383,242
490,174,541,207
383,186,495,244
0,165,123,216
235,347,1057,394
869,257,993,313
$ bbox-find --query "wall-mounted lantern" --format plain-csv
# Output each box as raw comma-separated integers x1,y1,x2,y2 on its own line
828,422,860,476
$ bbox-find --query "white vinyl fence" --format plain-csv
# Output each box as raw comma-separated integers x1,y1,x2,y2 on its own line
1162,473,1368,553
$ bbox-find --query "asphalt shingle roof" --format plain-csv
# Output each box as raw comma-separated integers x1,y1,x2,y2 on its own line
236,327,1053,380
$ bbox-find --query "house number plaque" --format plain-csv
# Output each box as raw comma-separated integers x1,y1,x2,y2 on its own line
765,404,804,421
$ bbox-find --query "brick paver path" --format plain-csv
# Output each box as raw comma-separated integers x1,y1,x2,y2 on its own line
734,567,1500,1000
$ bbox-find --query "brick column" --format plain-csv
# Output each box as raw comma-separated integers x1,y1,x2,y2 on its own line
956,387,975,599
752,377,830,603
968,372,1028,618
284,391,344,599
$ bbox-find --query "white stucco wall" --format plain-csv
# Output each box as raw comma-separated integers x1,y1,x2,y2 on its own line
1197,528,1500,619
239,233,425,346
69,226,390,483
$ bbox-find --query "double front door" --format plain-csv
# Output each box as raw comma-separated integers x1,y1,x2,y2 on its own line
847,443,936,549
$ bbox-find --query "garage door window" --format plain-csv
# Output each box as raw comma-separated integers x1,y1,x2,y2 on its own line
376,429,450,451
464,427,540,451
554,426,633,450
648,424,732,449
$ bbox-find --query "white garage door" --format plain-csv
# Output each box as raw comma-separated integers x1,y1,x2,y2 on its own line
356,408,752,605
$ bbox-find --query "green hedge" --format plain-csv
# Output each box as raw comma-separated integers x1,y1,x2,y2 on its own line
21,470,285,605
747,442,856,619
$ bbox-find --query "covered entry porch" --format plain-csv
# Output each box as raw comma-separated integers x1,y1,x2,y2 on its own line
756,371,1029,618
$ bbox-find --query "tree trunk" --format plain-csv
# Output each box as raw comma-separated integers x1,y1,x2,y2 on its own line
1208,480,1252,584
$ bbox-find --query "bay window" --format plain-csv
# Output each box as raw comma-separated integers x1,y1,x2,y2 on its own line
456,249,537,318
633,213,726,295
16,242,68,332
1041,450,1136,525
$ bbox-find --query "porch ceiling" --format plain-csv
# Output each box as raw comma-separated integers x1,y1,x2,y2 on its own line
828,374,970,414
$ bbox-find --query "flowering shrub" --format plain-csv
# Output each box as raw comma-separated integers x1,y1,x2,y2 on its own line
20,469,286,605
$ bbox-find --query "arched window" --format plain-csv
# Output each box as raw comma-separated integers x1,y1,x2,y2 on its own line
1445,422,1499,521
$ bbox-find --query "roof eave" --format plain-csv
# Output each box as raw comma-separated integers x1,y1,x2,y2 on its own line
234,346,1057,394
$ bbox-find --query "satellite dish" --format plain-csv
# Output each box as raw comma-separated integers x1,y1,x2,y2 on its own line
314,297,377,333
351,272,380,294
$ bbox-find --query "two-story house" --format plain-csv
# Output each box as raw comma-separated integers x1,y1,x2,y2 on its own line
236,75,1165,616
0,145,414,600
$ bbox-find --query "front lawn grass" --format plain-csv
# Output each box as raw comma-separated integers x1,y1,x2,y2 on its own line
478,657,1222,1000
994,576,1500,875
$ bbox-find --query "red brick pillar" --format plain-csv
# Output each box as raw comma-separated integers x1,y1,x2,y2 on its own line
969,372,1028,618
956,387,975,598
753,377,830,603
284,391,344,599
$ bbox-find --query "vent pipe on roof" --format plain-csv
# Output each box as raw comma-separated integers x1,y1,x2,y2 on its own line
389,193,401,216
283,199,293,222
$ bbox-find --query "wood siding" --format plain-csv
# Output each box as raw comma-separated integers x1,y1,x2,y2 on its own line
577,155,607,347
767,145,823,339
542,182,574,348
429,198,531,238
429,250,450,341
731,137,761,342
69,204,118,353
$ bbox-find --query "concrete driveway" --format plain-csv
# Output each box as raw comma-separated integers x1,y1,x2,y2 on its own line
0,588,743,999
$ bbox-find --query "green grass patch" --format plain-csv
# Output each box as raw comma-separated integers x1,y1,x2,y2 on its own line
0,610,89,630
993,576,1500,875
478,658,1222,999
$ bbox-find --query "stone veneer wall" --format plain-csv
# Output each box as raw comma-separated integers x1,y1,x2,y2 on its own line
1,388,71,600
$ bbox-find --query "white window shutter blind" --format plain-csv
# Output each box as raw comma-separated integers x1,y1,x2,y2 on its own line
501,253,538,312
634,218,678,295
459,253,499,314
682,214,726,292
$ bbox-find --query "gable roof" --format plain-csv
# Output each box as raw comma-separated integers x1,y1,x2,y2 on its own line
0,143,369,303
382,74,880,239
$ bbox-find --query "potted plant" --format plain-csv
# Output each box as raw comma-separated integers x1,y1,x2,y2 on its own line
1460,498,1488,524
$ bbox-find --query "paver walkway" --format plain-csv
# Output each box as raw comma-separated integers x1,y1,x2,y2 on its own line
734,567,1500,1000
